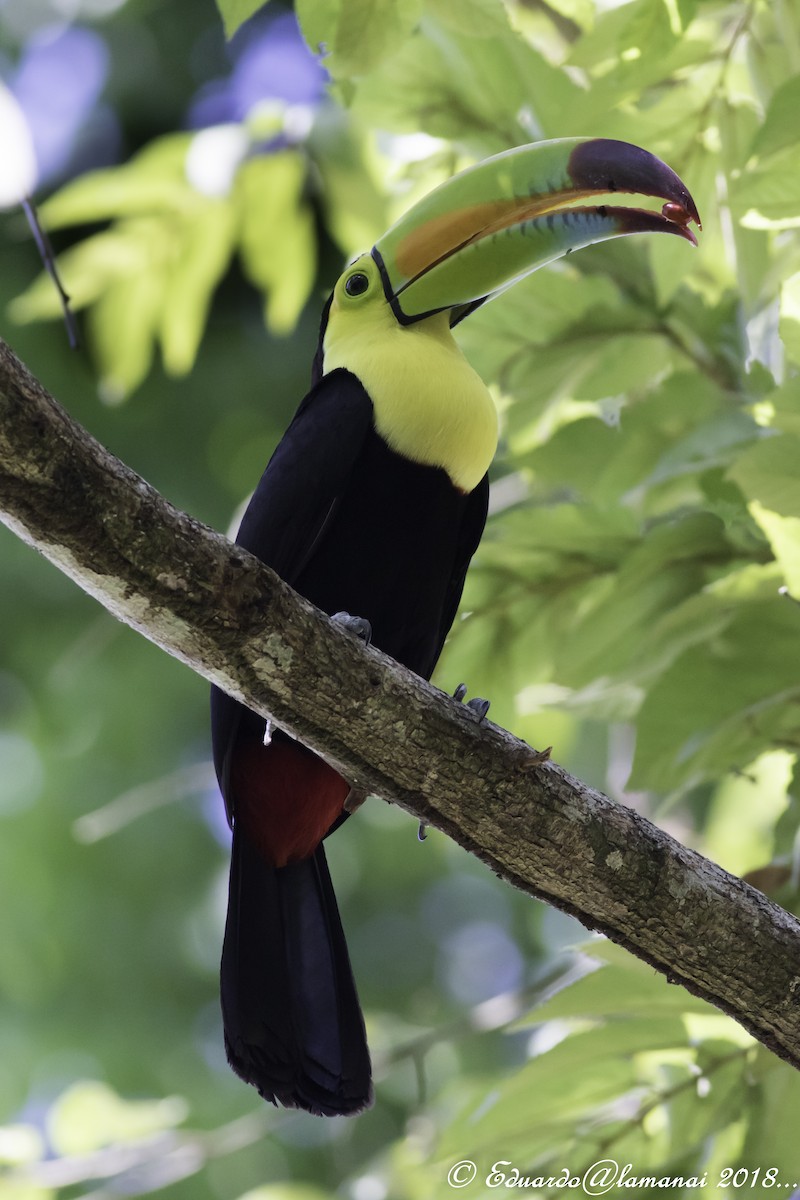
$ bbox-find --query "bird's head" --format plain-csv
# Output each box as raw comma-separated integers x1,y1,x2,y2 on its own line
322,137,699,369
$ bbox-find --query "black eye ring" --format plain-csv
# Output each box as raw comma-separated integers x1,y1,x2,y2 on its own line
345,272,370,297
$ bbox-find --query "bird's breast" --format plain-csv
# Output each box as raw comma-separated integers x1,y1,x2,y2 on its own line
325,330,498,493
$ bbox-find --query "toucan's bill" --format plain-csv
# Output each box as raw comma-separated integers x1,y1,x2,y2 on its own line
372,137,701,325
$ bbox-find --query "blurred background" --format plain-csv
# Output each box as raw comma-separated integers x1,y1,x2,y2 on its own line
2,0,800,1196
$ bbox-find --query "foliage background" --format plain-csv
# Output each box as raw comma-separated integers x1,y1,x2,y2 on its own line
2,0,800,1195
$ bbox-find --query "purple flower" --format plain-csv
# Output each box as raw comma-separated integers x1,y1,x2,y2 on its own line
188,13,326,134
11,25,115,186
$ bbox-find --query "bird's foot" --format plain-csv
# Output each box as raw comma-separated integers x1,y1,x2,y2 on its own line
415,684,491,844
332,611,372,645
453,682,490,723
520,744,553,769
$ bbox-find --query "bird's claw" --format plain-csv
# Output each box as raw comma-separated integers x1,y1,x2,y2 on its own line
344,788,368,813
417,822,428,842
332,611,372,645
454,682,490,724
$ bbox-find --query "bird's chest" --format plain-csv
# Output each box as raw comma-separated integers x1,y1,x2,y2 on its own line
330,338,498,493
294,430,471,673
376,379,496,493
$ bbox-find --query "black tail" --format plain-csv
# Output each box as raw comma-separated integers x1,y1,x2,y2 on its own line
221,825,373,1116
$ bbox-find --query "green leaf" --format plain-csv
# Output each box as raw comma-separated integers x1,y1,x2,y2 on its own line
632,600,800,791
742,1050,800,1174
352,13,582,149
236,153,316,333
158,199,238,375
724,429,800,588
545,0,595,31
516,963,714,1028
780,272,800,365
296,0,340,64
666,1054,749,1161
10,228,158,322
438,1028,638,1160
0,1125,44,1167
729,432,800,518
0,1182,53,1200
215,0,268,40
297,0,423,79
236,1188,332,1200
87,227,168,401
40,135,193,228
47,1081,187,1155
748,503,800,594
309,112,388,255
568,0,689,95
458,267,621,397
735,146,800,230
764,377,800,436
555,514,730,689
750,72,800,161
703,750,794,877
425,0,512,38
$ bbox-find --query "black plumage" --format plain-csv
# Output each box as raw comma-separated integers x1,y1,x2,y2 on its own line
211,366,488,1115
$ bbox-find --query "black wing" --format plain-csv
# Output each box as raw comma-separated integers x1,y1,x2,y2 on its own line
236,368,374,581
431,470,489,668
211,369,374,809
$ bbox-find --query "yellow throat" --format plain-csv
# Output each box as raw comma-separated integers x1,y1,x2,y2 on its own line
322,256,498,494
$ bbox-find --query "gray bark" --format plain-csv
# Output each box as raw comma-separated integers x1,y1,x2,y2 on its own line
2,335,799,1070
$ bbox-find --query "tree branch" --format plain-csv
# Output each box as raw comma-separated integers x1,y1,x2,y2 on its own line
2,335,800,1070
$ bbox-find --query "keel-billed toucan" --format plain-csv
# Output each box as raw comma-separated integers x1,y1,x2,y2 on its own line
210,138,700,1116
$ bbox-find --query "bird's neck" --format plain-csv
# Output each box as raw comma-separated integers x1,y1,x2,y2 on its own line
323,312,497,493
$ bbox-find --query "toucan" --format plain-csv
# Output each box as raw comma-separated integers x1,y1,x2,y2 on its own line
210,137,700,1117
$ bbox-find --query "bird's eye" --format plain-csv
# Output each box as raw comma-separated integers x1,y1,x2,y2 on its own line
345,272,370,297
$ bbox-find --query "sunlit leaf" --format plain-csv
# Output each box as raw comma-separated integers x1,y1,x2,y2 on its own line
0,1181,53,1200
750,73,800,161
747,503,800,594
215,0,269,40
236,1188,332,1200
47,1081,187,1155
0,1125,44,1167
158,199,238,375
10,229,158,321
632,601,800,791
309,113,388,254
780,273,800,365
728,432,800,518
40,135,193,228
541,0,595,32
236,153,316,333
87,226,168,401
425,0,512,38
704,750,794,877
734,147,800,229
741,1050,800,1174
515,962,713,1027
297,0,423,78
352,13,581,149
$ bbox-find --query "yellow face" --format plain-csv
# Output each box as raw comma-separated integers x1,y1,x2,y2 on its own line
324,254,396,363
322,254,498,494
331,253,383,309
